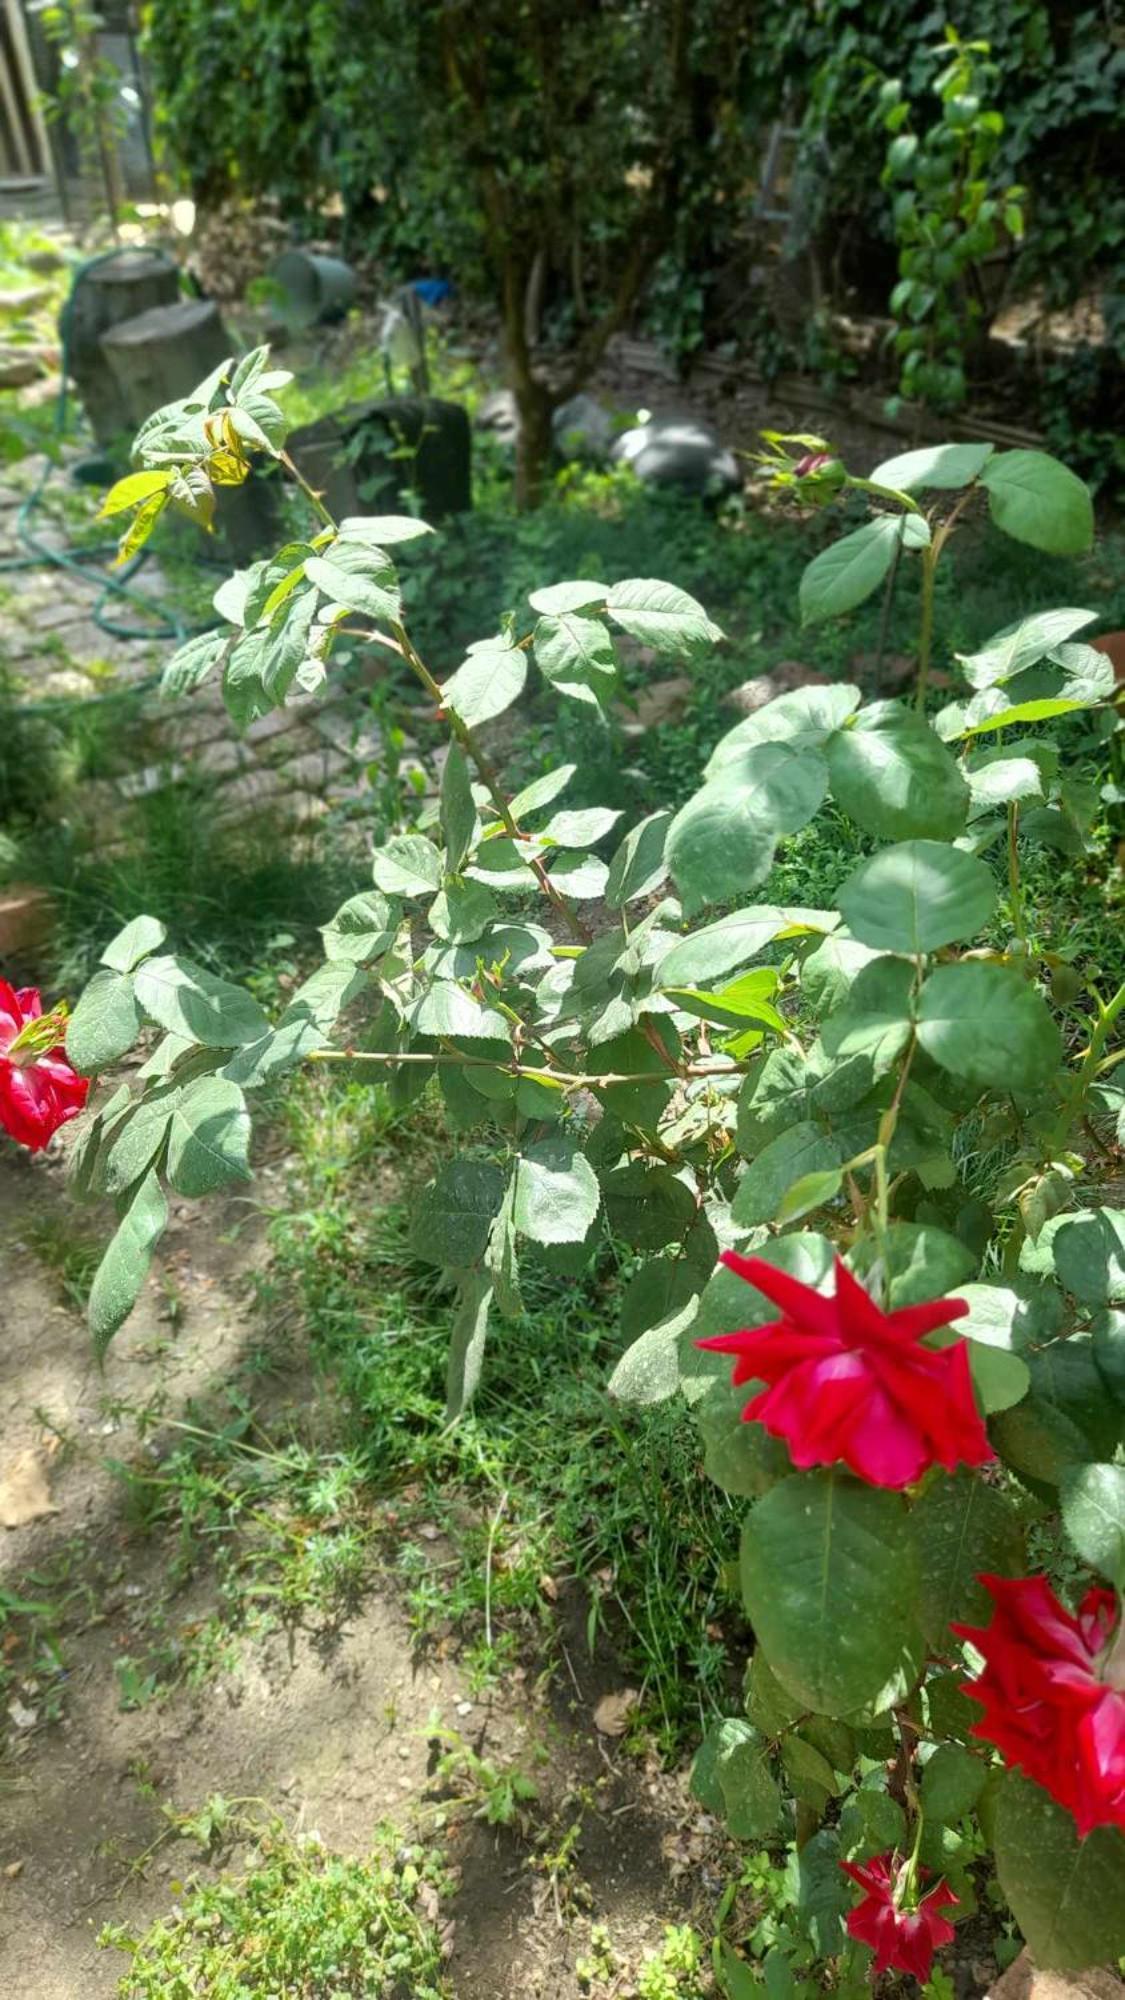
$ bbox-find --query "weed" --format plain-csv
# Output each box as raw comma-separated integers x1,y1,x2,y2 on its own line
98,1823,453,1998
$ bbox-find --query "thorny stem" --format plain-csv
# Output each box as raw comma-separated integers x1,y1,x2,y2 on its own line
281,450,589,943
390,619,590,943
305,1047,759,1087
1007,802,1025,945
914,488,976,711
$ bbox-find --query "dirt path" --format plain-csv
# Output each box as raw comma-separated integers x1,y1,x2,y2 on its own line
0,1150,707,1997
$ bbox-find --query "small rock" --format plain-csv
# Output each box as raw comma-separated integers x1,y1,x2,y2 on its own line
3,1859,24,1878
455,1700,473,1717
725,660,833,716
611,414,740,499
616,674,693,735
987,1948,1124,2000
553,393,617,464
0,1448,59,1529
593,1688,639,1737
7,1701,38,1732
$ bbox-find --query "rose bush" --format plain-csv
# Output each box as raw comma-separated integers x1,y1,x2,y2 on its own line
27,352,1124,1986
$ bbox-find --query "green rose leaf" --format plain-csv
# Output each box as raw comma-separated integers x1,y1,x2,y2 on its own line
800,515,904,625
511,1136,600,1245
441,641,528,728
732,1122,842,1228
837,841,997,955
165,1076,252,1197
445,1271,493,1421
696,1389,792,1498
605,577,723,656
67,969,143,1073
528,580,608,615
994,1774,1125,1969
658,907,837,989
981,450,1094,557
1092,1311,1125,1405
692,1718,783,1840
533,610,617,704
957,608,1096,690
440,743,478,874
869,441,993,491
161,626,230,697
99,916,169,975
408,1158,507,1269
668,747,826,912
605,810,672,908
826,703,969,840
134,955,270,1049
1052,1209,1125,1306
920,1743,987,1824
917,962,1062,1092
821,955,916,1072
371,833,444,898
608,1299,696,1408
1061,1463,1125,1588
706,684,861,776
910,1469,1025,1643
304,539,402,622
602,1161,697,1251
88,1169,169,1357
740,1470,923,1717
320,890,398,963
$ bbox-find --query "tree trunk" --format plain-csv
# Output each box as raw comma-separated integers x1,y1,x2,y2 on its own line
512,366,554,512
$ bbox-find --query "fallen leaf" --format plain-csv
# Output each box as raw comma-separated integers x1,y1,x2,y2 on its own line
593,1688,639,1737
0,1449,59,1529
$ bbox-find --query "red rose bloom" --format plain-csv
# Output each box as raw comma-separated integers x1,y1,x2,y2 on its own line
841,1854,958,1979
0,981,89,1152
955,1574,1125,1835
697,1252,992,1489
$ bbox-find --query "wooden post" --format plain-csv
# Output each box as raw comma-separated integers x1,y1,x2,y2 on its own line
65,251,180,443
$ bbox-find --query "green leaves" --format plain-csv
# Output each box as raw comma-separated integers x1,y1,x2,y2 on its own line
917,963,1061,1091
371,835,444,897
445,1272,493,1421
320,890,398,964
66,969,142,1073
910,1470,1024,1643
134,955,270,1049
994,1775,1125,1969
732,1123,841,1228
166,1077,251,1197
692,1718,783,1840
658,907,835,989
604,577,722,655
799,516,906,624
88,1171,168,1357
667,745,826,911
511,1137,600,1245
1061,1463,1125,1586
605,811,671,908
440,743,478,873
957,607,1095,691
408,1159,507,1268
870,441,993,491
533,609,617,705
1052,1209,1125,1306
740,1471,922,1716
981,449,1094,556
304,538,402,622
837,841,996,954
441,640,528,727
826,704,968,840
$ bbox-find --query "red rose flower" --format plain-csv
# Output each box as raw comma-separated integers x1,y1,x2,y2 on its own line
793,450,834,478
0,981,89,1152
841,1854,958,1980
697,1252,992,1489
954,1574,1125,1835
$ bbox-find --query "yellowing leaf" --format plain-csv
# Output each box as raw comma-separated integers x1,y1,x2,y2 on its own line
97,468,174,519
113,491,168,565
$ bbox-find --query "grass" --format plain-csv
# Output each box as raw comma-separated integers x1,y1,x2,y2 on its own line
98,1823,453,1999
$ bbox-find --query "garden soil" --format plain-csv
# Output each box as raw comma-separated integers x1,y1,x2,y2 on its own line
0,1147,709,1998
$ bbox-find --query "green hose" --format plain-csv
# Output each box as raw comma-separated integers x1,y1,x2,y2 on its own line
2,248,195,712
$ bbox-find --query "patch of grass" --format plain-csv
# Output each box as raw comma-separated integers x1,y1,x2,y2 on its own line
22,1212,103,1311
256,1069,743,1752
30,783,361,993
98,1825,453,1999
